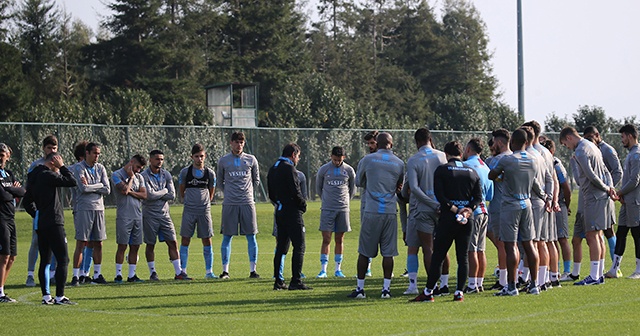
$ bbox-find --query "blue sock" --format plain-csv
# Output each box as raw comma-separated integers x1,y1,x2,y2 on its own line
221,235,232,265
608,237,617,261
368,257,372,269
203,245,213,273
563,260,571,274
82,247,94,273
44,264,51,294
277,248,286,281
334,254,343,264
407,254,419,273
246,234,258,263
180,245,189,271
320,253,329,265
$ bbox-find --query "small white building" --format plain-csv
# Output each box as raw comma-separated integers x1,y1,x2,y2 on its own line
205,82,259,127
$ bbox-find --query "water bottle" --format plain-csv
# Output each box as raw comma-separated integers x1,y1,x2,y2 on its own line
456,214,467,224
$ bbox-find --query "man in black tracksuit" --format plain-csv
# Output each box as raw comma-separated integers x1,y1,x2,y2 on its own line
23,153,77,304
268,143,311,290
411,141,482,303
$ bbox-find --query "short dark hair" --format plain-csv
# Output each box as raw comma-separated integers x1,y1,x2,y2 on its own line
363,131,379,141
282,143,301,157
511,129,527,149
331,146,345,157
73,141,88,161
519,126,534,143
583,125,598,136
191,143,205,155
85,142,100,154
149,149,164,157
43,135,58,148
487,138,494,148
619,124,638,138
132,154,147,166
231,131,245,141
0,143,12,154
414,128,431,143
466,138,483,154
443,141,463,157
491,128,510,144
559,127,580,142
45,152,59,162
542,139,555,152
522,120,542,137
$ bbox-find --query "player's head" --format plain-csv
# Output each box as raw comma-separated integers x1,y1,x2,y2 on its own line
42,135,58,156
230,131,245,155
519,126,534,146
443,141,463,159
522,120,542,138
0,143,12,169
129,154,147,174
559,126,581,151
331,146,345,167
191,143,206,167
85,142,101,165
44,152,61,171
510,129,527,151
414,128,432,148
542,139,556,155
282,143,301,166
619,124,638,149
148,149,164,170
364,131,379,153
463,138,483,160
73,141,88,162
583,125,601,144
377,132,393,150
491,128,510,153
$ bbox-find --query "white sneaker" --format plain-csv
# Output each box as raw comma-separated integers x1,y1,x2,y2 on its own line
403,287,419,295
604,270,619,278
627,272,640,279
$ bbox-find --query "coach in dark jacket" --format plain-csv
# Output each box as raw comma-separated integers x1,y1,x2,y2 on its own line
23,152,77,304
268,143,310,291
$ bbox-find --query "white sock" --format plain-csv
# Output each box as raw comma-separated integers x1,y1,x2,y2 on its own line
28,271,34,277
0,286,4,296
468,277,477,288
499,269,507,286
128,264,136,279
383,278,391,291
367,261,372,270
55,296,64,302
440,274,449,288
357,278,365,291
321,262,328,273
611,255,622,273
148,261,156,274
93,264,102,278
250,261,256,273
522,267,530,281
538,266,547,286
42,294,52,301
408,273,418,289
72,268,80,277
478,277,484,287
115,263,123,276
590,261,599,279
572,262,581,276
172,259,182,275
599,258,605,278
223,264,229,273
335,261,342,272
635,258,640,273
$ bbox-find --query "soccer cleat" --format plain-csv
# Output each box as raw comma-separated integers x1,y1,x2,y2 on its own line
433,285,449,296
249,271,260,279
527,285,541,295
114,275,123,283
174,272,193,280
288,282,312,290
604,270,619,278
219,271,230,279
205,272,218,279
517,279,530,290
42,298,55,305
300,273,306,279
494,287,519,296
381,289,391,299
79,275,91,285
365,269,372,277
25,275,36,287
477,285,484,292
574,275,598,286
559,272,578,282
0,295,17,303
598,276,605,284
127,275,144,283
273,280,288,290
316,271,328,278
334,270,346,278
628,272,640,279
616,269,623,278
489,281,504,291
348,288,366,299
409,292,434,302
149,272,160,281
70,276,80,286
401,269,409,278
91,274,107,284
453,291,464,302
463,286,479,294
54,297,77,305
550,280,561,288
403,287,419,295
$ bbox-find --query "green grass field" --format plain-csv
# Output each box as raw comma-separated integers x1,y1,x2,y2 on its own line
1,197,640,335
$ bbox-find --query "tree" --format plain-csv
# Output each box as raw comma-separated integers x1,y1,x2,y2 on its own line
0,0,13,41
544,112,573,132
572,105,615,133
0,42,33,121
58,12,92,100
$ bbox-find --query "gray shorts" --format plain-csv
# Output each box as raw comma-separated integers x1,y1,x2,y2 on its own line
583,197,615,231
469,213,488,252
573,212,586,239
358,213,398,258
546,210,558,242
181,211,213,239
531,203,548,242
555,204,569,239
618,203,640,228
143,214,177,244
405,211,437,248
74,210,107,242
319,209,351,233
500,207,534,243
488,210,501,237
116,217,143,245
221,204,258,236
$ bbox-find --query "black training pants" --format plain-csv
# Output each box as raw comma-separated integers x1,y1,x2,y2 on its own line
37,226,69,297
273,209,305,284
426,215,472,292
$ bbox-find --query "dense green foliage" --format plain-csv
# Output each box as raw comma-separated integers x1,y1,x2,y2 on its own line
1,0,522,129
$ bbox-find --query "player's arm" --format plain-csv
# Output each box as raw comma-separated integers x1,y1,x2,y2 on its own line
267,166,277,205
46,165,78,188
315,166,324,199
97,167,111,195
407,160,439,210
216,160,225,193
128,175,147,200
288,166,306,211
576,151,610,192
113,171,133,196
355,159,366,188
604,147,623,186
433,166,453,213
144,175,168,201
252,158,260,189
488,157,505,181
465,176,483,216
208,169,216,202
75,166,104,194
162,172,176,201
617,153,640,197
348,167,356,200
178,169,186,200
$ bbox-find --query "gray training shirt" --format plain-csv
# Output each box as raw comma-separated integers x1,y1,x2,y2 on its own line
70,161,111,211
179,165,215,212
486,150,512,215
316,161,356,211
491,150,545,211
574,139,613,201
216,152,259,205
599,141,623,187
356,149,404,214
112,168,145,220
406,145,447,214
141,168,175,216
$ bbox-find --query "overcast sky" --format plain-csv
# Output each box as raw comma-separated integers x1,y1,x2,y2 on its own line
63,0,640,125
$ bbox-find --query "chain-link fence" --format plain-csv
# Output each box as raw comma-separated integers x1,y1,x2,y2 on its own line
0,122,626,207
